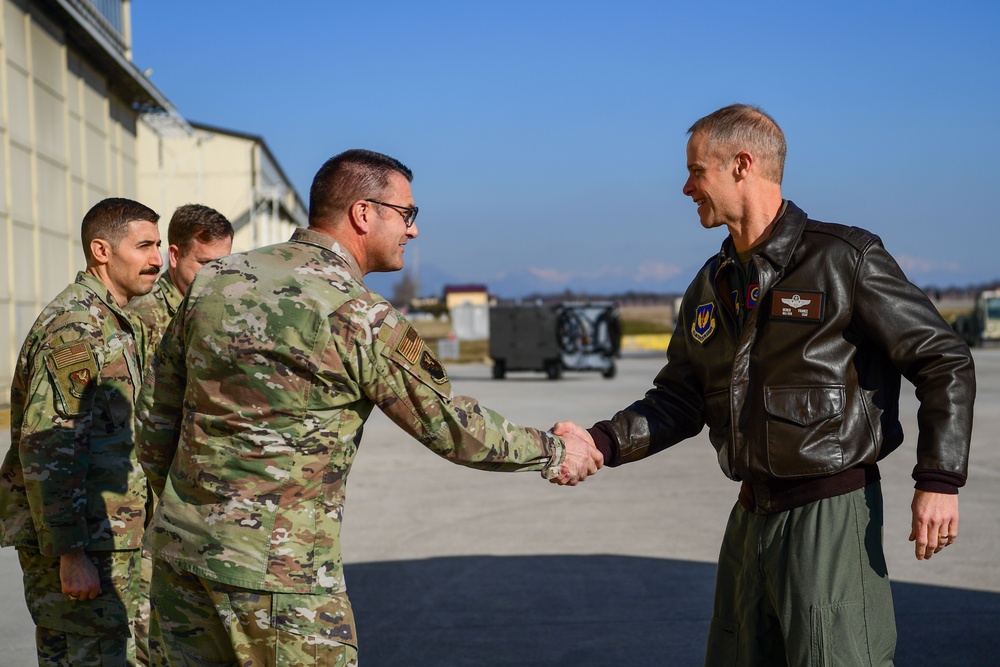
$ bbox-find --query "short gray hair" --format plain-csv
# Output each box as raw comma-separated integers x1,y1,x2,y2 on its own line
688,104,786,184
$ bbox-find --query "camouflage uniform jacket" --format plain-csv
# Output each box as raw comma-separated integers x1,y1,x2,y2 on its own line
136,227,566,595
0,272,147,556
126,271,183,364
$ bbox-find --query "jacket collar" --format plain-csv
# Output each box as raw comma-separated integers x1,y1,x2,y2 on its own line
717,200,808,273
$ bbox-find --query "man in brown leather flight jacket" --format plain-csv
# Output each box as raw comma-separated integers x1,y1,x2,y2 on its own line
555,104,975,667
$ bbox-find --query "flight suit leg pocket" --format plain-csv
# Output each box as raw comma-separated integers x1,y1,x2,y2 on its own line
704,616,739,667
810,601,868,666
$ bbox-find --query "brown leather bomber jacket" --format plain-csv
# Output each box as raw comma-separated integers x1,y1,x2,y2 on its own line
591,201,975,502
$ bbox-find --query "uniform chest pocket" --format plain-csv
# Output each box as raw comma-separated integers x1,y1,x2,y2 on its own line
763,385,845,477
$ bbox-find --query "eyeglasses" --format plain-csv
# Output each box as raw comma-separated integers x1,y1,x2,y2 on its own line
365,199,419,227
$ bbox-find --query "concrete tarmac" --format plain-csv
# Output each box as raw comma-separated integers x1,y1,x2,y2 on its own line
1,349,998,665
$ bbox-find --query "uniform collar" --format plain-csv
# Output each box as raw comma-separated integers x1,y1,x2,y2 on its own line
157,272,185,314
75,271,135,326
290,227,364,279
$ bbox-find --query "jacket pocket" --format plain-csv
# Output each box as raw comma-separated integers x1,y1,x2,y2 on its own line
764,385,845,478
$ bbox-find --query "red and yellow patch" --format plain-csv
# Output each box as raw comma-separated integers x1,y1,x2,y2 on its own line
68,368,93,398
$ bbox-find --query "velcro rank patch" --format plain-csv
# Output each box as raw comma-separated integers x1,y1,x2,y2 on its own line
395,325,422,365
769,289,824,322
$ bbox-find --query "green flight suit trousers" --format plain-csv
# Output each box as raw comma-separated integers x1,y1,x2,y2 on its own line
704,483,896,667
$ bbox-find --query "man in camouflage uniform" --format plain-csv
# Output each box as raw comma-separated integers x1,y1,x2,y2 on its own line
136,149,602,666
1,198,162,666
125,203,232,665
127,203,234,362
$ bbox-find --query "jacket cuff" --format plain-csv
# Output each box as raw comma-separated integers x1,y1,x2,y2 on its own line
913,470,965,495
588,422,619,467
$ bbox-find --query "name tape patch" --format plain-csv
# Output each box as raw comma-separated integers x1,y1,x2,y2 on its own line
769,289,824,322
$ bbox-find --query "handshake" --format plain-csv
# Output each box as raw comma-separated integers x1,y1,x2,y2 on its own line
546,421,604,486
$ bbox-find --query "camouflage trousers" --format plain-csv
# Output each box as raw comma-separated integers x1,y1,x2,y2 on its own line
135,547,153,666
149,557,358,666
17,547,142,667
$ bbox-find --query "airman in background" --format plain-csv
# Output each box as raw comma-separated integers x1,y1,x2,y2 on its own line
127,203,233,362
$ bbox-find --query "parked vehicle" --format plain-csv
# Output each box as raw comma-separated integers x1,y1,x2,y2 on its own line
952,289,1000,347
489,302,621,379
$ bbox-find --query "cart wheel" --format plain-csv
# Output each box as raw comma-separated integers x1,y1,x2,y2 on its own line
602,361,617,379
545,360,562,380
492,359,506,379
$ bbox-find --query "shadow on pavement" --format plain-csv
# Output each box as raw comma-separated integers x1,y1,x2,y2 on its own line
346,555,1000,666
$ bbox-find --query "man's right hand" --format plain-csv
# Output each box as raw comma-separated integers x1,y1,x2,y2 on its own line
549,421,603,485
60,551,102,601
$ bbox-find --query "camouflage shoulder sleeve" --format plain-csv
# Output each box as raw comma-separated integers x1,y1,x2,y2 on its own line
18,323,97,554
349,299,564,475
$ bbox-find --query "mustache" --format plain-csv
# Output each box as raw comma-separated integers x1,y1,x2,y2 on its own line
140,268,160,276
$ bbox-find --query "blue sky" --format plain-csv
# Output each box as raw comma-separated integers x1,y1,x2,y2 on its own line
131,1,1000,298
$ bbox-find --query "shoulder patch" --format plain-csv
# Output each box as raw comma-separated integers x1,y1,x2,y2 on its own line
691,302,717,344
395,325,422,365
52,342,92,369
45,341,98,417
420,350,448,385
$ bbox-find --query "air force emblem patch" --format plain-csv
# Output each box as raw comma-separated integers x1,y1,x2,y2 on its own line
691,302,716,344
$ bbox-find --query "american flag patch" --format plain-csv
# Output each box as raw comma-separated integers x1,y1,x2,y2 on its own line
52,343,91,369
396,326,422,365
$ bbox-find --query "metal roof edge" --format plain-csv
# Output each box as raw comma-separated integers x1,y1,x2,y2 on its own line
38,0,185,123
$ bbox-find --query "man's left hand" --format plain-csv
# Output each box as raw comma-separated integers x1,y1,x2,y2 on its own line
909,490,959,560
